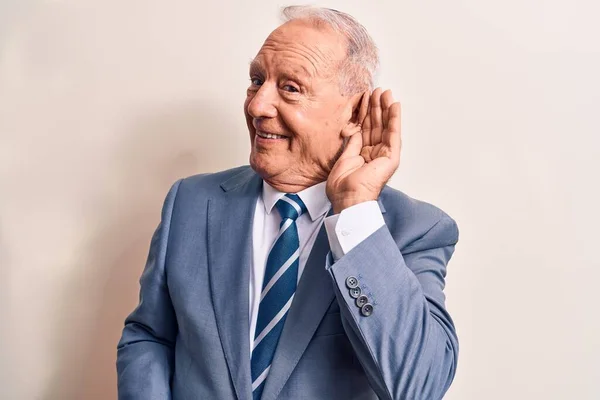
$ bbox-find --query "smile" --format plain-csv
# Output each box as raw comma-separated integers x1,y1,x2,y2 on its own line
256,131,287,140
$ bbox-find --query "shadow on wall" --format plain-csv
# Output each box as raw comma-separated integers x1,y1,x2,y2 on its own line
43,100,246,400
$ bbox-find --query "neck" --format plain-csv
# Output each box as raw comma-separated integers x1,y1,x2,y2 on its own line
262,173,326,194
252,162,330,193
263,179,315,194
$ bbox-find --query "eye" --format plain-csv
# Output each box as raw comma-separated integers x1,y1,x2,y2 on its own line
282,84,299,93
250,77,263,86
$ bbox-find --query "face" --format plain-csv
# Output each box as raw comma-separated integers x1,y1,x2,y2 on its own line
244,20,361,192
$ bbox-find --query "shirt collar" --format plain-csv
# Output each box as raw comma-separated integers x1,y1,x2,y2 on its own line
262,180,331,222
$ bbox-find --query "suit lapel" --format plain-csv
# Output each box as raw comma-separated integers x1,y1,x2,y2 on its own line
207,168,261,400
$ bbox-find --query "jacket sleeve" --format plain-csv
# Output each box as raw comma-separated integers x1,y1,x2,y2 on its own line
116,179,182,400
326,215,460,400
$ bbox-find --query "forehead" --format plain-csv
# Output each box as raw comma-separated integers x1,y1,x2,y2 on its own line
252,20,347,78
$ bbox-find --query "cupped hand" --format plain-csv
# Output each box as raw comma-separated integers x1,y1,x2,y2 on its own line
326,88,402,214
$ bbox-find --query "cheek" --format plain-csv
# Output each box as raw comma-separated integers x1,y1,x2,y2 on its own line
243,93,253,116
280,102,345,158
244,94,256,135
293,120,342,159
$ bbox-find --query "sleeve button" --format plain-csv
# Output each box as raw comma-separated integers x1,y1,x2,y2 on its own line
349,286,362,299
356,295,369,308
345,276,359,289
361,303,374,317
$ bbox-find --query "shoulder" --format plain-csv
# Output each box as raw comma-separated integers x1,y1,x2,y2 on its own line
176,165,252,195
164,165,254,210
379,185,459,250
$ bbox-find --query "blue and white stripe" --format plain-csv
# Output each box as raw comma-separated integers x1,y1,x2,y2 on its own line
250,193,307,400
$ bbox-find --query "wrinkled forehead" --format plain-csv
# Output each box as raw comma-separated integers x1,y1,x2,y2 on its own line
253,20,347,78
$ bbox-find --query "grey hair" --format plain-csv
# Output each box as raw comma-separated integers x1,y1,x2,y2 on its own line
281,5,379,95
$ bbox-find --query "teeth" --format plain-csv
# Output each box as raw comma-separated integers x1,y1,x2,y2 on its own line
257,131,286,139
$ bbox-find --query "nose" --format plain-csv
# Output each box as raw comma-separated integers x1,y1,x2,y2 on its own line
246,84,278,120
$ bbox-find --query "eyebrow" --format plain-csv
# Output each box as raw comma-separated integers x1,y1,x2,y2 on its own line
248,59,311,84
249,59,263,73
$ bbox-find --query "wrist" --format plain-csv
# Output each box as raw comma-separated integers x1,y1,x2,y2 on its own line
331,195,377,214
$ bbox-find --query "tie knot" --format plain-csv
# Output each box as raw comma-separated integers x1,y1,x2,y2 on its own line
275,194,307,222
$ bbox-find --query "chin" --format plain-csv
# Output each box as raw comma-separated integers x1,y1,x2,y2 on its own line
249,152,284,180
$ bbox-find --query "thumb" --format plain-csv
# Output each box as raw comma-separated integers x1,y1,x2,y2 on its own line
339,130,363,161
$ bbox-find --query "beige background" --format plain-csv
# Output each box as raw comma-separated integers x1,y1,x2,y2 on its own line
1,0,599,399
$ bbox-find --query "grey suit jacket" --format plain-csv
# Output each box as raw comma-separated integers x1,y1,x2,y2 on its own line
117,166,460,400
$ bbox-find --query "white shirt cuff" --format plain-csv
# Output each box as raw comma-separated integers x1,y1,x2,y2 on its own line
324,200,385,263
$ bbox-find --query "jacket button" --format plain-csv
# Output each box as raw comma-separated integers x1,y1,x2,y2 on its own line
345,276,359,289
349,286,362,299
356,295,369,308
361,303,374,317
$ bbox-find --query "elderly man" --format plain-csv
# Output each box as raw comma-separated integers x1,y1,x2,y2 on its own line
117,5,459,400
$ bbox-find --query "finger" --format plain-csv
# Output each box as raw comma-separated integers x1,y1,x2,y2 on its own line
384,102,402,162
370,88,383,145
338,130,363,161
361,99,372,146
381,89,394,130
357,91,370,126
360,145,373,162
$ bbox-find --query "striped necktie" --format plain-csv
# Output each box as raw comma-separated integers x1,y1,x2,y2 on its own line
251,193,307,400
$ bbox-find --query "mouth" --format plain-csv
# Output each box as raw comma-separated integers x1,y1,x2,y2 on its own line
255,130,288,140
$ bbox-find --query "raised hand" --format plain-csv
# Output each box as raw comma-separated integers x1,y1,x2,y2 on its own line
326,88,402,214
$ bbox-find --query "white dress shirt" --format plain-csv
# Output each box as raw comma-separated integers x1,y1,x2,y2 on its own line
249,180,385,349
